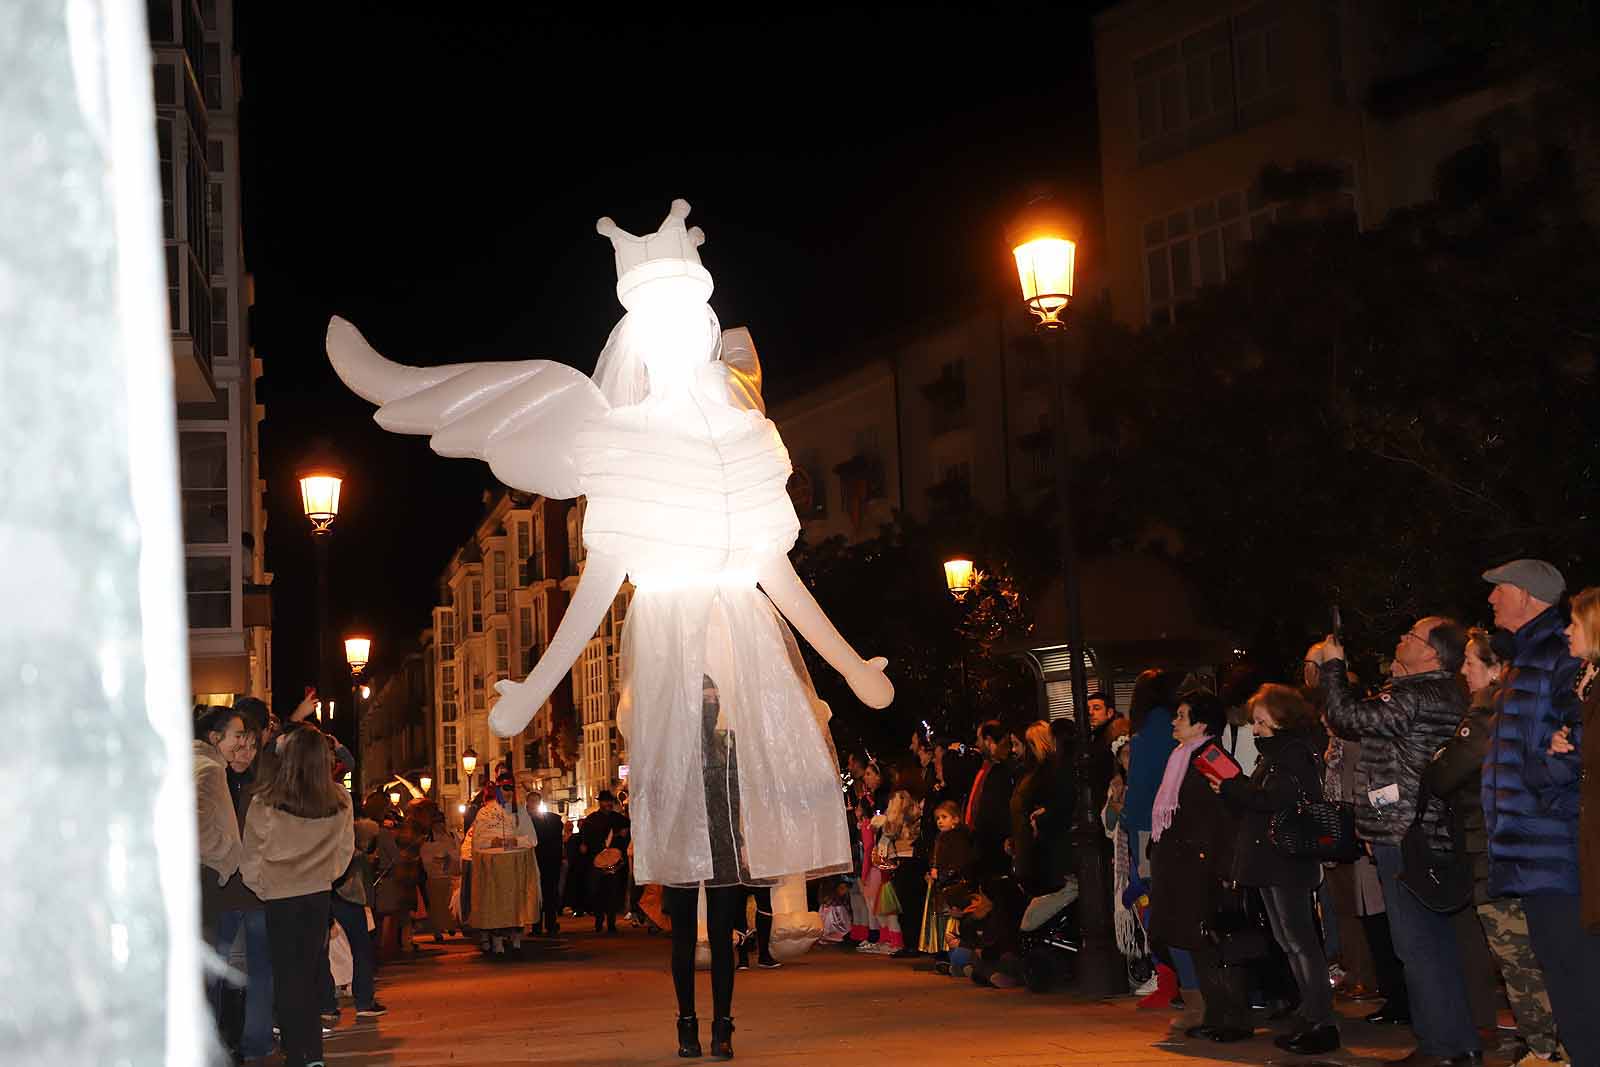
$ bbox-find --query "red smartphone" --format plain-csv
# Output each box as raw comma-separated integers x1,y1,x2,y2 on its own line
1192,741,1241,782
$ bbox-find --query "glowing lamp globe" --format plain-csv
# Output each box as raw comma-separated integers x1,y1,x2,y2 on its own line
359,684,371,699
943,558,975,601
387,790,400,807
419,775,433,793
1013,237,1076,327
461,748,478,776
344,637,371,674
298,473,342,532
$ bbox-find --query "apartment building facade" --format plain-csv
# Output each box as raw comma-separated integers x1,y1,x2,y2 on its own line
152,0,272,705
1094,0,1575,328
428,491,631,827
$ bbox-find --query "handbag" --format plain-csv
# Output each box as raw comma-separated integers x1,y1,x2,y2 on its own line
592,829,624,874
1200,879,1271,965
1266,743,1361,863
1398,787,1472,914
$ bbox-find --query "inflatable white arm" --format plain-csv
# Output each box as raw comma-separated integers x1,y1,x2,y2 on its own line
756,555,893,709
488,553,627,737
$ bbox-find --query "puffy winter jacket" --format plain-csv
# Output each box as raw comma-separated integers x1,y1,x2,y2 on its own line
1321,661,1465,846
1483,607,1583,897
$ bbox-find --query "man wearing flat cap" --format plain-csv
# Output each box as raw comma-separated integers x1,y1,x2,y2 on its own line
1481,558,1591,1063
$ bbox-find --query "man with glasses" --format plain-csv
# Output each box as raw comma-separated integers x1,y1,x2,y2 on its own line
1310,617,1478,1067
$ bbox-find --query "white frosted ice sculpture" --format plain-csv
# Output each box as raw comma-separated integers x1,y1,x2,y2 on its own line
326,199,893,887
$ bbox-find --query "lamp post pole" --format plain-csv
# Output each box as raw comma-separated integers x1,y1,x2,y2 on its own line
1012,200,1124,996
313,532,333,733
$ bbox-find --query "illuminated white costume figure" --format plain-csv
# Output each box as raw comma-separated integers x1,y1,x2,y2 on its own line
327,200,893,887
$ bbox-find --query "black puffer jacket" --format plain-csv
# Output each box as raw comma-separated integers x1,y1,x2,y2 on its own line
1220,727,1328,890
1322,660,1465,847
1422,688,1493,905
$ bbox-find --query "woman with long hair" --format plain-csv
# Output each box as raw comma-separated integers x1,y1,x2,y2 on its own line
1011,720,1074,899
240,727,353,1067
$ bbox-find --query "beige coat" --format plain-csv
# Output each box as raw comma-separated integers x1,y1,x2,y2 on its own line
194,740,242,885
240,797,354,901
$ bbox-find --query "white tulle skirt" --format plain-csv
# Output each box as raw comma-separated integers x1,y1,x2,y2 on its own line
617,579,851,887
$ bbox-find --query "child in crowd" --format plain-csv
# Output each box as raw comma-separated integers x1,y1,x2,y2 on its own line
920,801,975,958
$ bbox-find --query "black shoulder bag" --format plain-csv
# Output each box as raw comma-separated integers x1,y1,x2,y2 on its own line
1397,784,1473,914
1267,742,1361,863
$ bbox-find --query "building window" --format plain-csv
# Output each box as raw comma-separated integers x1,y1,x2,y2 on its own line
185,554,230,629
567,501,586,574
211,284,228,360
519,606,535,675
470,579,482,632
157,116,175,238
472,655,484,709
495,628,509,675
1144,187,1270,324
516,521,530,567
202,42,222,109
492,550,508,612
438,609,454,662
1132,2,1291,166
177,430,228,543
443,725,458,785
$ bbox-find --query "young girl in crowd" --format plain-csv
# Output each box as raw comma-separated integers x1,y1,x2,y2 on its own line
920,800,975,957
240,726,354,1067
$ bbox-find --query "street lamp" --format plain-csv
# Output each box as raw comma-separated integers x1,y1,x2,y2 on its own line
943,558,975,601
1007,194,1121,996
344,636,371,674
299,453,344,750
387,789,401,808
461,746,479,808
419,774,433,794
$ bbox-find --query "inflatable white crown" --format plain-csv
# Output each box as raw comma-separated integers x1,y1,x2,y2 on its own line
595,198,714,309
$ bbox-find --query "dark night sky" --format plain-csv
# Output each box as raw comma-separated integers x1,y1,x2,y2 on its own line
236,3,1110,709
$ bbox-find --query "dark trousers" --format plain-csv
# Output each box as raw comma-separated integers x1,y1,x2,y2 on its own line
1373,843,1480,1057
891,858,928,951
212,907,274,1059
1192,944,1253,1029
666,886,740,1019
319,893,375,1011
1359,910,1410,1014
1260,885,1334,1026
264,891,331,1067
1523,893,1600,1067
538,861,561,933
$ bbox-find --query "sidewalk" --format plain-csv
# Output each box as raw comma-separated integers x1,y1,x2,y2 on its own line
320,929,1484,1067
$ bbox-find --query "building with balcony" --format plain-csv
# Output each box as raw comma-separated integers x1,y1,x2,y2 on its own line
1094,0,1590,328
358,643,433,798
154,0,272,705
427,491,632,828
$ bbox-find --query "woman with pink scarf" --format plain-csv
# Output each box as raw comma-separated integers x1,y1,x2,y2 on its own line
1146,691,1251,1043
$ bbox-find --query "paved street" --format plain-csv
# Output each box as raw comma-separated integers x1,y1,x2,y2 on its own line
319,926,1454,1067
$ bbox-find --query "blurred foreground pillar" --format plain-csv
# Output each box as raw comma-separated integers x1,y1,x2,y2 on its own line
0,2,205,1065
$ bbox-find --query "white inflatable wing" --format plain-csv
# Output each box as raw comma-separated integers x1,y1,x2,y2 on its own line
326,315,607,500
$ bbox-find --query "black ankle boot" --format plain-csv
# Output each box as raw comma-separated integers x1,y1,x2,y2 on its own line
710,1016,734,1059
676,1015,701,1058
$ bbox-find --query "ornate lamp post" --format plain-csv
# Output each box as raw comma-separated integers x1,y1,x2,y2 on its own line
942,558,975,601
461,746,479,812
344,636,371,675
1009,195,1121,996
298,456,343,740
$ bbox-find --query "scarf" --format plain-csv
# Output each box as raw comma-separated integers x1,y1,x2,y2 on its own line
1150,734,1208,842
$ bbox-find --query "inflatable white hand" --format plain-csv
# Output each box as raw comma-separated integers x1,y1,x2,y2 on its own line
485,553,628,738
849,656,894,709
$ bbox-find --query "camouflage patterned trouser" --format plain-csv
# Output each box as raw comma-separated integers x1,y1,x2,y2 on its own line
1477,899,1567,1060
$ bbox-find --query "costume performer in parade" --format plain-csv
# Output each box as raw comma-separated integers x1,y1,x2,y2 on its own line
325,199,894,1059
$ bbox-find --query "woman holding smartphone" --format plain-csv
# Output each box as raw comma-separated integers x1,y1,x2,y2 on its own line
1213,684,1338,1056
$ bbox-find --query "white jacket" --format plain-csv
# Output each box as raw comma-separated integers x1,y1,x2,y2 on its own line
193,740,241,885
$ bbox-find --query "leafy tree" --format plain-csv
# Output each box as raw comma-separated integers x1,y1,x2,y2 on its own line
1075,160,1599,672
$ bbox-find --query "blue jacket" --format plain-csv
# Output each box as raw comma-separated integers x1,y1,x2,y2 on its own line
1484,607,1584,897
1123,705,1176,841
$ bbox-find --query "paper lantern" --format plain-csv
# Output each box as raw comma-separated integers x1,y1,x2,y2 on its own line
325,199,894,890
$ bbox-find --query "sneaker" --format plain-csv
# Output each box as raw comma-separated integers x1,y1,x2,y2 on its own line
319,1009,340,1025
855,939,877,952
756,957,783,969
736,956,750,971
355,1002,388,1018
1132,973,1159,997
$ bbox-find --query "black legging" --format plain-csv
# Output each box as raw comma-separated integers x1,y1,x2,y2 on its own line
666,885,741,1019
